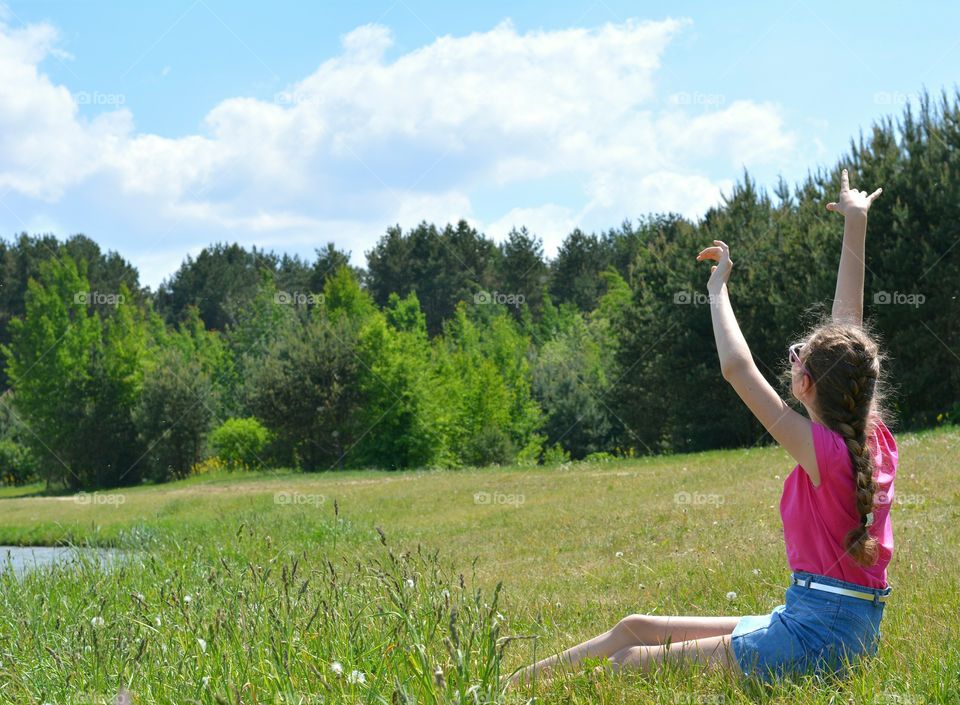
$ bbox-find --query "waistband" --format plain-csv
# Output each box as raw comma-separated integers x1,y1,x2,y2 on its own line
791,571,892,605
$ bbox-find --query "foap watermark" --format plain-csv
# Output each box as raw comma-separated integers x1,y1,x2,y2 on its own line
874,690,925,705
267,694,326,705
673,290,720,305
74,291,126,307
75,491,126,507
672,694,726,705
875,490,925,507
56,690,133,705
674,490,725,507
669,91,726,108
273,90,323,108
873,91,919,107
75,91,126,106
274,291,324,306
474,490,525,507
873,291,925,308
474,290,525,308
274,491,327,508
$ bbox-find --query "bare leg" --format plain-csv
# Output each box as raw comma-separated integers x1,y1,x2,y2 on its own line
508,614,740,685
607,633,741,674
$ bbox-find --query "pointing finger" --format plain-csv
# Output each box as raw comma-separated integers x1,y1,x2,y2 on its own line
867,187,883,203
840,168,850,192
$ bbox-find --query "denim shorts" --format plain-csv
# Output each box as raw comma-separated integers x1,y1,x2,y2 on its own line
731,571,890,682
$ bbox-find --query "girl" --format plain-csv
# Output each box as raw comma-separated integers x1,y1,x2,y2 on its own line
510,169,897,684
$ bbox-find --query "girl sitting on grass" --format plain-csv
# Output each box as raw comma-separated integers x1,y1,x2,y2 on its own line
511,169,897,684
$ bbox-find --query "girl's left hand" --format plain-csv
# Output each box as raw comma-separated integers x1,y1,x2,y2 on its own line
696,240,733,291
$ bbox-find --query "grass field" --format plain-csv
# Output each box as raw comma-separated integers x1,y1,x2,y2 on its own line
0,425,958,704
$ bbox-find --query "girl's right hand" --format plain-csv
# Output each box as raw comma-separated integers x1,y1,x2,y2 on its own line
826,168,883,218
696,240,733,292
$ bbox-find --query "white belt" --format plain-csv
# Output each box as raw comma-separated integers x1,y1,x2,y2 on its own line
792,575,890,603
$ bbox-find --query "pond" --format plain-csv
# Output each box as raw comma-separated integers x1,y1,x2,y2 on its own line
1,545,122,578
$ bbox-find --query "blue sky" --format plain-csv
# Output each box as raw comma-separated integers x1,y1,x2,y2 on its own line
1,0,957,288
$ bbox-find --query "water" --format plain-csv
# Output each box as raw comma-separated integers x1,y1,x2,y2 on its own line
0,545,121,577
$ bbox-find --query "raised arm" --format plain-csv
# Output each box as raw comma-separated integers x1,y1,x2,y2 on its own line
826,168,883,326
697,241,819,483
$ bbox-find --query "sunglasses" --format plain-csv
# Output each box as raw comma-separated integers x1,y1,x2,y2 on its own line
789,342,813,379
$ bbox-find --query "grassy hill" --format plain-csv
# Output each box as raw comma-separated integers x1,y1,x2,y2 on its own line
0,424,957,704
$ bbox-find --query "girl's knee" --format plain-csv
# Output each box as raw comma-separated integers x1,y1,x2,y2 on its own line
609,644,642,668
613,613,653,640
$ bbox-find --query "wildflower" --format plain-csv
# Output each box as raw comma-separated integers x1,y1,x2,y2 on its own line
90,616,105,628
726,591,737,601
347,670,366,685
183,595,192,604
405,578,415,589
752,568,761,576
197,637,207,653
615,551,624,558
331,661,344,677
154,616,162,627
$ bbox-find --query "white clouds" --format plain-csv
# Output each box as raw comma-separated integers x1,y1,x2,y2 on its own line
340,23,393,63
655,100,795,167
0,13,797,281
486,204,578,257
0,17,130,200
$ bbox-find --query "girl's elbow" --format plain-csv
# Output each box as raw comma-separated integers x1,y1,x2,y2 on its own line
720,358,748,381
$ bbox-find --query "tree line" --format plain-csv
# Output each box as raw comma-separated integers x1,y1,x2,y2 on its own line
0,92,957,489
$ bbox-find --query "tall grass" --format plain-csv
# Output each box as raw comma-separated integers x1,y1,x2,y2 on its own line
0,509,506,704
1,424,958,703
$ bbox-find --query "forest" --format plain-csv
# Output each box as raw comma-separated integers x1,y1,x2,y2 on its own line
0,94,957,490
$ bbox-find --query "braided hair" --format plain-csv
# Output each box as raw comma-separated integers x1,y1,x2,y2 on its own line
796,322,885,567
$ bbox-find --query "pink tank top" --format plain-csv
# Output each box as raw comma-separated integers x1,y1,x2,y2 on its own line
780,418,898,589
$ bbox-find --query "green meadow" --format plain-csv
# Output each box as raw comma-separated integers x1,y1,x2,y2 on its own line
0,424,957,704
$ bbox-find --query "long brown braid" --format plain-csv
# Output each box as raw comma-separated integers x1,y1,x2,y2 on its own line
796,322,885,567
